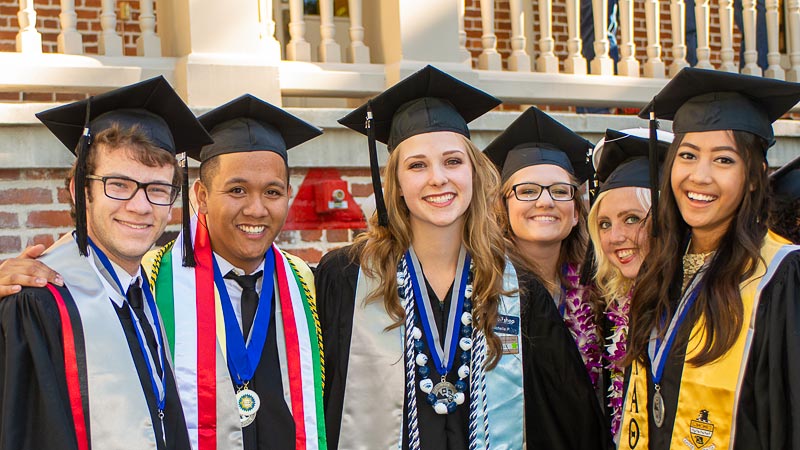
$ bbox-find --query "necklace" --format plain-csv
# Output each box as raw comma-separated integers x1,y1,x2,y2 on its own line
605,292,631,438
562,264,603,388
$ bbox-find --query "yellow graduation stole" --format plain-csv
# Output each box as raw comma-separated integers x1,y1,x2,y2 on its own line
618,234,796,449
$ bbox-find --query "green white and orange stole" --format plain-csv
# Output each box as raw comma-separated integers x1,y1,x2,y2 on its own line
146,214,326,450
618,234,799,450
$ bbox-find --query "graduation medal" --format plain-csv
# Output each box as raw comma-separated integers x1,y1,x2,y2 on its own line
652,385,665,428
237,387,260,426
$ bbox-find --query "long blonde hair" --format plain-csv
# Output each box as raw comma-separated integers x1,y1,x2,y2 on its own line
587,188,652,305
351,135,507,368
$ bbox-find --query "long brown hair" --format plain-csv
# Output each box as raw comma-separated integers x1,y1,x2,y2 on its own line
351,135,507,368
624,130,769,367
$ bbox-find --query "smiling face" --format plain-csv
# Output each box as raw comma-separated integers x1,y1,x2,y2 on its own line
670,130,748,248
596,187,652,280
81,144,176,274
196,151,291,274
505,164,579,248
395,131,474,234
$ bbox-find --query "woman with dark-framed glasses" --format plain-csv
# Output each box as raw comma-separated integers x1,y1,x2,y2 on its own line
484,107,609,450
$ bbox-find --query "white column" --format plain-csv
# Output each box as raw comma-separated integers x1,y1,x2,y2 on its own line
15,0,42,53
458,0,472,63
644,0,666,77
258,0,281,56
136,0,161,56
508,0,531,71
564,0,587,73
347,0,371,63
765,0,784,78
741,0,761,74
478,0,502,70
318,0,342,62
694,0,714,68
718,0,737,71
98,0,123,55
57,0,82,54
787,0,800,80
669,0,689,76
617,0,639,76
287,0,311,61
537,0,560,73
591,0,614,74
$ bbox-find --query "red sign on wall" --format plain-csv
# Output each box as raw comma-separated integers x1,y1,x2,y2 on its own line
285,168,367,230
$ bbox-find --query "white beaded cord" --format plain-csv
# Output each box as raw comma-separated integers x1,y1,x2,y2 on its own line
398,257,421,450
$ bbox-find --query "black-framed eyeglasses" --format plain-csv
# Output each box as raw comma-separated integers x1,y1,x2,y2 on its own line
509,182,578,202
86,175,180,206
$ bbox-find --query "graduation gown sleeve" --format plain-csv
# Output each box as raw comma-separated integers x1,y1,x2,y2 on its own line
0,286,80,450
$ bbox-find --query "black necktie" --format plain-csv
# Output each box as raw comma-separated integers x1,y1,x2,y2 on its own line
126,283,163,377
225,270,263,340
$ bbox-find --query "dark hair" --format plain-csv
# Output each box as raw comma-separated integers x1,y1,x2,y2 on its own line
625,130,769,367
199,153,290,189
768,194,800,244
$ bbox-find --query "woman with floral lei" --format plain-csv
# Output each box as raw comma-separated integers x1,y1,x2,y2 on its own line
587,128,672,443
484,107,607,449
620,67,800,450
316,66,524,450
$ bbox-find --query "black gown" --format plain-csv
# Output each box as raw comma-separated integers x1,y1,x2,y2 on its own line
0,284,190,450
641,251,800,450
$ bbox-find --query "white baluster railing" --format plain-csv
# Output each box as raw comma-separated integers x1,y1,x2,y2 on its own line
669,0,690,76
478,0,502,70
718,0,737,72
318,0,341,62
537,0,559,73
564,0,587,74
16,0,42,53
764,0,784,78
741,0,761,74
508,0,531,71
458,0,471,63
617,0,639,76
347,0,371,63
98,0,123,56
287,0,311,61
57,0,82,54
644,0,666,77
787,0,800,81
695,0,714,68
137,0,161,56
258,0,281,56
590,0,614,75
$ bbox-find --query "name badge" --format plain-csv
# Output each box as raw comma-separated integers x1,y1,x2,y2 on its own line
494,314,520,336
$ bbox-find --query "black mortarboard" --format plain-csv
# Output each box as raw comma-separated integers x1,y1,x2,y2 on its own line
196,94,322,162
483,107,593,184
771,154,800,198
639,67,800,147
36,76,212,262
594,128,673,195
337,65,500,226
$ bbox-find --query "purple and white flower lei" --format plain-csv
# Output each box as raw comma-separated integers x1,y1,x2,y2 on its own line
562,264,603,388
604,293,631,438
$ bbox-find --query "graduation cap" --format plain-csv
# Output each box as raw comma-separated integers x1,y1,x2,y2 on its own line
36,76,213,260
593,128,673,195
338,65,501,227
770,154,800,199
483,106,593,184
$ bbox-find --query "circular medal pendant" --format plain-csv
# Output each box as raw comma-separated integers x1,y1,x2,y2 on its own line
432,381,457,405
240,412,256,428
652,390,665,428
237,388,261,418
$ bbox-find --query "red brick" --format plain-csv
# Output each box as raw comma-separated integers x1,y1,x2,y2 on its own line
0,170,20,180
350,183,374,197
0,212,18,228
0,236,21,254
28,234,55,248
56,187,73,204
288,248,323,265
21,92,55,102
26,210,73,228
326,229,350,243
277,230,298,243
300,229,322,241
25,169,71,180
0,188,53,205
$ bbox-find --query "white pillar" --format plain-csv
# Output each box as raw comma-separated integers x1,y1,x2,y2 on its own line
564,0,587,74
57,0,83,54
318,0,342,62
458,0,472,63
718,0,737,72
537,0,560,73
644,0,666,77
788,0,800,81
764,0,785,78
508,0,531,71
591,0,614,75
287,0,311,61
695,0,714,68
347,0,371,63
617,0,639,76
741,0,761,74
99,0,123,56
15,0,42,53
136,0,161,56
478,0,502,70
669,0,689,76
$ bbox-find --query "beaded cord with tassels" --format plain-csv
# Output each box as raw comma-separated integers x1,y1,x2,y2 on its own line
398,257,421,450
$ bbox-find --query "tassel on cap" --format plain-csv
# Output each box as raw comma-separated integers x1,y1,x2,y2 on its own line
366,101,389,227
181,153,195,267
74,98,92,256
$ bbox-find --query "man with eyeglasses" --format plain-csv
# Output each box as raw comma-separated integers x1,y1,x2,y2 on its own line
0,77,211,450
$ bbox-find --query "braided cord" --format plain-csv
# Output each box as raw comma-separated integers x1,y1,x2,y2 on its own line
469,327,491,450
398,257,420,450
476,330,491,450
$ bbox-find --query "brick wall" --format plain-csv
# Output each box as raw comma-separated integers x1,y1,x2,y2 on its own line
0,167,372,264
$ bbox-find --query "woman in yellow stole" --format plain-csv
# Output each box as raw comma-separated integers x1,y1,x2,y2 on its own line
618,68,800,450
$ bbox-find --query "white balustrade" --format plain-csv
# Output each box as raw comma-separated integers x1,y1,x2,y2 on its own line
718,0,737,72
564,0,587,74
478,0,502,70
644,0,666,77
137,0,161,56
98,0,123,56
318,0,341,62
258,0,281,57
590,0,614,75
764,0,784,79
537,0,559,73
287,0,311,61
457,0,471,63
347,0,371,63
57,0,83,54
669,0,689,76
741,0,761,74
16,0,42,53
508,0,531,71
695,0,714,68
617,0,639,76
788,0,800,80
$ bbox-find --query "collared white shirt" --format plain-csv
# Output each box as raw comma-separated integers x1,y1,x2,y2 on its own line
213,252,266,337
